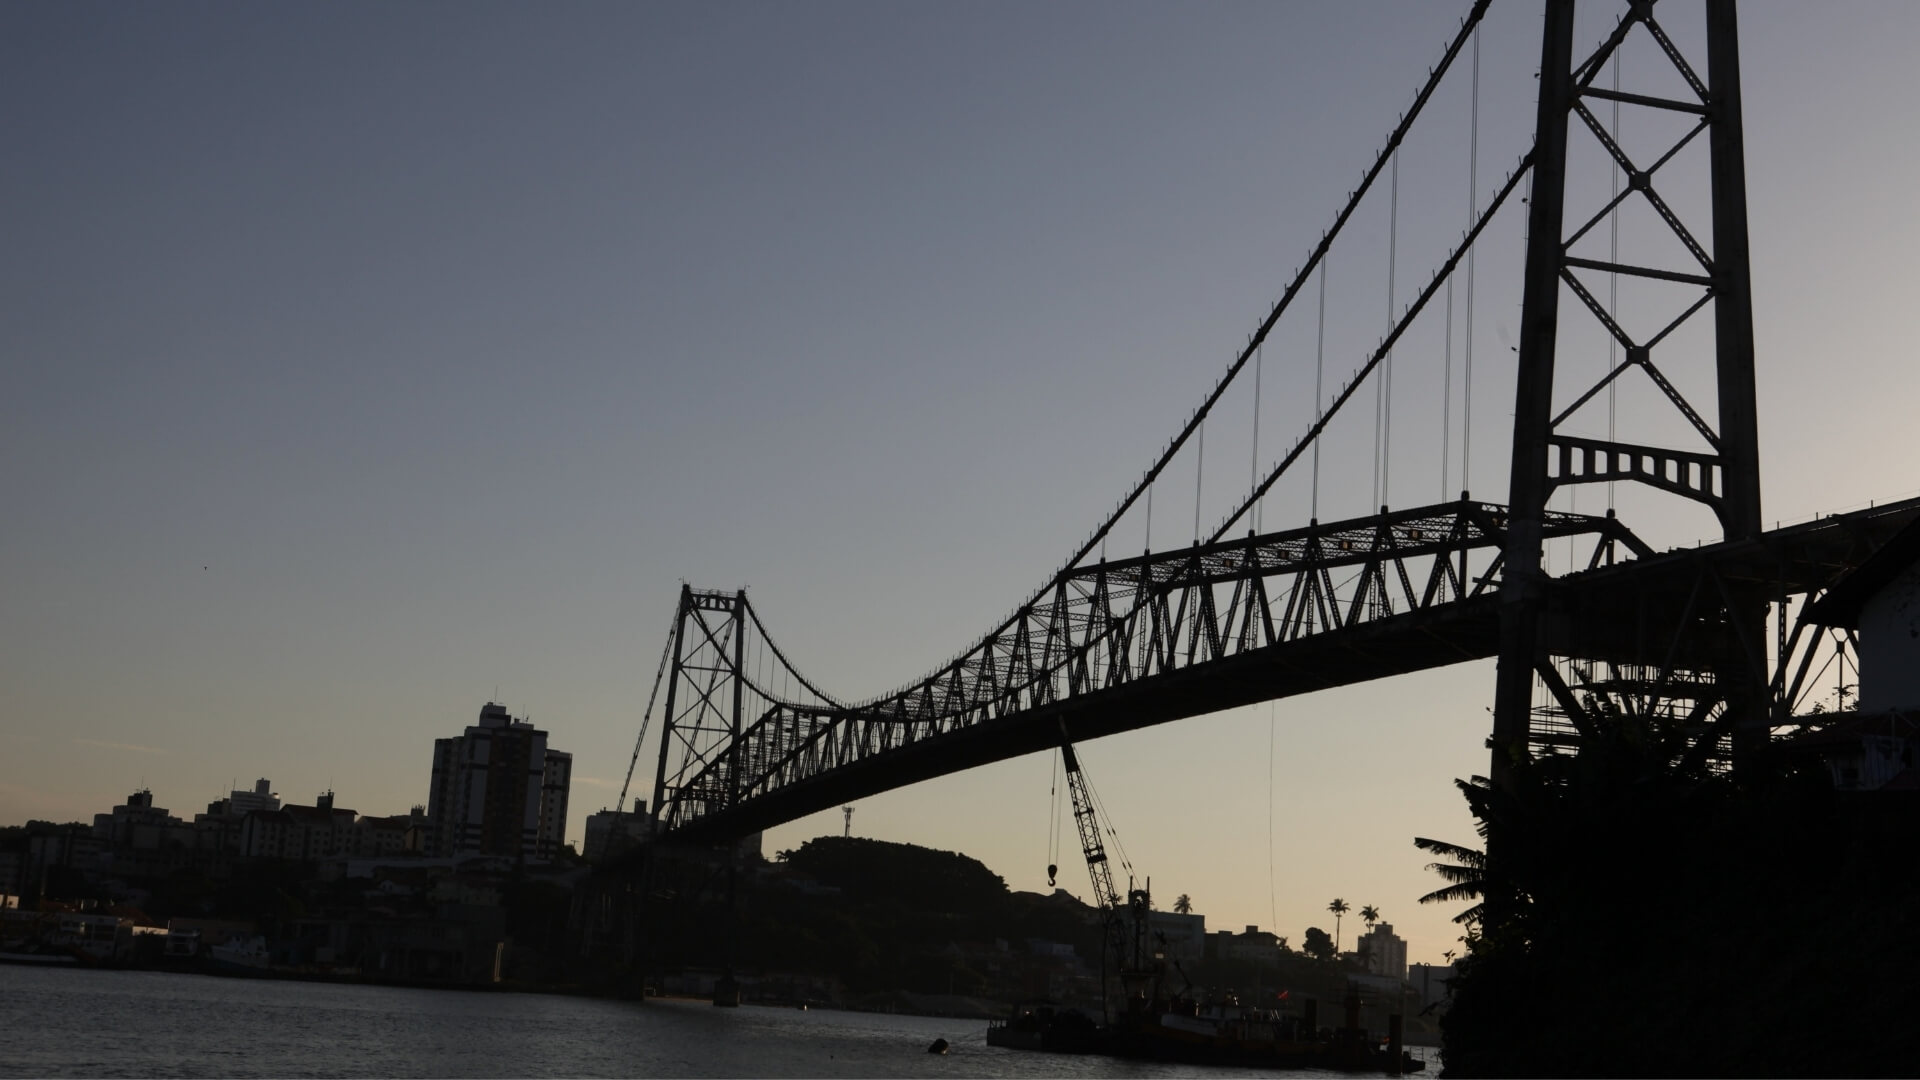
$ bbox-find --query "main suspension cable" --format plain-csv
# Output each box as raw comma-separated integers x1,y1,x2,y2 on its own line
1058,0,1492,574
744,597,844,706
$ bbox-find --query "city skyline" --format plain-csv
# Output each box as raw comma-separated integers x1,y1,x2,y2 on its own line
7,0,1920,967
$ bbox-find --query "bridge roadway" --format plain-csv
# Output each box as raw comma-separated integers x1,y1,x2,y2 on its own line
663,495,1920,846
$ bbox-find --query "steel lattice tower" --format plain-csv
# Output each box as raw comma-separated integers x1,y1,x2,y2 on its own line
1493,0,1765,780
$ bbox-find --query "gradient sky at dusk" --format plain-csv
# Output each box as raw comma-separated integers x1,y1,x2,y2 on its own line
6,1,1917,964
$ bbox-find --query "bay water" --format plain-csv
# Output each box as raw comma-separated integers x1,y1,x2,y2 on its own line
0,966,1440,1077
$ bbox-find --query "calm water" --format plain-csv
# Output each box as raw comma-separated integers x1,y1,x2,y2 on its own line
0,966,1440,1078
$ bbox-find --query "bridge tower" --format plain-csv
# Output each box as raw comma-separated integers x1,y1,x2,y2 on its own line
651,586,751,832
1494,0,1766,778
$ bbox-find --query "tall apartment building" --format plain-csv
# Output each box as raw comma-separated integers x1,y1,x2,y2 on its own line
426,702,572,861
1359,921,1409,982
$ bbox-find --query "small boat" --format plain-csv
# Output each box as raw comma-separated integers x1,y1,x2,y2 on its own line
203,936,272,976
985,1000,1101,1054
0,950,81,967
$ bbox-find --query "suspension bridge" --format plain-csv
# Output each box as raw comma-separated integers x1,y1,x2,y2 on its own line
617,0,1918,848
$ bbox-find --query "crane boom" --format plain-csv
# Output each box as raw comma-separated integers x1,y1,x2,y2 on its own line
1057,725,1160,1021
1062,739,1122,914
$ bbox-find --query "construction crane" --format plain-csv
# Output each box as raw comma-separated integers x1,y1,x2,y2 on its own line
1057,723,1161,1018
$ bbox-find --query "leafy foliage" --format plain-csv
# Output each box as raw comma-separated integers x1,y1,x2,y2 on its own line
780,836,1007,913
1412,830,1485,926
1435,713,1920,1076
1301,925,1334,962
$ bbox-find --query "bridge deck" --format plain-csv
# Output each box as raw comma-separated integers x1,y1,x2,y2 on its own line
664,496,1920,845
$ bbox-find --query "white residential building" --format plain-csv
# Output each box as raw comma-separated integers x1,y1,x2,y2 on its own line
426,702,572,861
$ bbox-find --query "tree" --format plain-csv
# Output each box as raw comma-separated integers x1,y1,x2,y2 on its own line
1327,898,1349,955
1360,903,1381,929
1412,834,1488,926
1173,894,1192,915
1303,926,1334,962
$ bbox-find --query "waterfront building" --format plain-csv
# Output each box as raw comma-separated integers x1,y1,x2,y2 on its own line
238,792,358,861
192,805,244,858
356,805,431,856
537,751,571,857
92,790,193,852
22,823,107,897
1216,925,1284,964
227,779,281,815
1359,921,1409,981
583,799,653,861
1147,909,1206,965
1409,961,1456,1011
426,702,573,861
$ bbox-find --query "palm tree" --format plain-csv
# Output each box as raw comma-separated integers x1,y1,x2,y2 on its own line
1173,894,1192,915
1412,836,1487,926
1359,904,1381,930
1327,898,1349,955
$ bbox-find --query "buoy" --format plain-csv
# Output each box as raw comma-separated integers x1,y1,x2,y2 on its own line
927,1038,950,1055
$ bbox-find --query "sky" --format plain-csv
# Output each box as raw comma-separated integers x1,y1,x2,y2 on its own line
5,1,1918,966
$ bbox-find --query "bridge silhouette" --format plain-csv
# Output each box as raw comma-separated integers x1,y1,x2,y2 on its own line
620,0,1916,846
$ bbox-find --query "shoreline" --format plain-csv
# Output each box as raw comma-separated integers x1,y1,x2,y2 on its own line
1,958,1015,1022
10,960,1446,1048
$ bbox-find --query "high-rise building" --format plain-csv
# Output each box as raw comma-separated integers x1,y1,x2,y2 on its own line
426,702,573,861
1359,921,1409,982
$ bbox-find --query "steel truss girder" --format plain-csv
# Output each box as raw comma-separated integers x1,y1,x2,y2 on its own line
649,495,1920,844
1524,497,1920,766
657,500,1639,836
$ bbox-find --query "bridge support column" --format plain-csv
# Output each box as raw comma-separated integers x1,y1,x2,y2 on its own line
1706,0,1768,762
1492,0,1577,788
